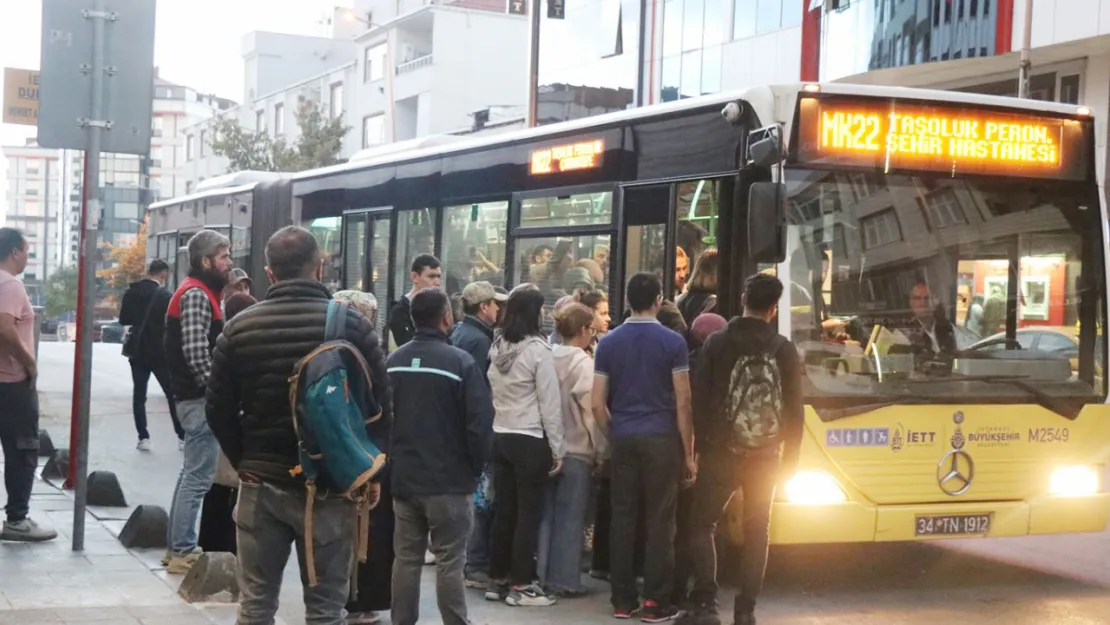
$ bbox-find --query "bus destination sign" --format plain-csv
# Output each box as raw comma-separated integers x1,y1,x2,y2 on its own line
795,96,1089,180
530,139,605,175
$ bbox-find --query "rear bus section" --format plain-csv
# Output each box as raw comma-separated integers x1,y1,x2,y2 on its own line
739,87,1108,544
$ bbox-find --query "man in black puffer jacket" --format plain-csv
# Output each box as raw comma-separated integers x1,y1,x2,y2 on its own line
205,226,391,624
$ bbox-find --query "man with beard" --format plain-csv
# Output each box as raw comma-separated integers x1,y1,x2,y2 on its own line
163,229,233,574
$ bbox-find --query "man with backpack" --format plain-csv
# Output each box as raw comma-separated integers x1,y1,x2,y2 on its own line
387,287,494,625
681,274,803,625
205,226,392,625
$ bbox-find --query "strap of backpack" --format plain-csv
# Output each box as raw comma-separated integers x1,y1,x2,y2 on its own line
766,334,787,357
325,300,349,341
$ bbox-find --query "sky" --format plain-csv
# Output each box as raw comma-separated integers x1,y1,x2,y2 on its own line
0,0,349,218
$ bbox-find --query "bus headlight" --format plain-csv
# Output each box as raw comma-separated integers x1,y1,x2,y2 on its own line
785,471,847,505
1049,466,1100,497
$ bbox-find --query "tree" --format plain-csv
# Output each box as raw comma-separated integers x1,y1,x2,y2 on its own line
45,266,80,318
99,221,148,300
210,98,351,173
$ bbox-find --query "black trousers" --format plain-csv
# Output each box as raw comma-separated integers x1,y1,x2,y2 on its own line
592,477,645,576
688,451,779,610
0,379,39,523
130,360,183,441
609,434,682,610
489,433,551,586
198,484,238,554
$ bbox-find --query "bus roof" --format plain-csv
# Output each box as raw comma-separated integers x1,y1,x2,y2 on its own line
148,182,261,211
149,171,287,210
291,82,1092,187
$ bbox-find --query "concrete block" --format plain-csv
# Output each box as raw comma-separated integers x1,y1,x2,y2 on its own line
118,504,168,549
87,470,128,507
177,552,239,603
37,429,56,457
41,447,69,482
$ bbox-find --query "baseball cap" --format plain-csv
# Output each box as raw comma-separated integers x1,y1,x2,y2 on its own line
228,268,252,285
461,281,509,306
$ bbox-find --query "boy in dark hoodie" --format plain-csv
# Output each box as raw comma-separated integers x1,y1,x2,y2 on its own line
682,274,802,625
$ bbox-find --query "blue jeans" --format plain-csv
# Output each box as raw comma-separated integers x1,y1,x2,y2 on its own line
537,455,593,593
465,504,494,575
167,398,218,555
236,480,357,625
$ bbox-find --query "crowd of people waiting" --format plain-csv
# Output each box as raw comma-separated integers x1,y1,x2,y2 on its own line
101,225,803,625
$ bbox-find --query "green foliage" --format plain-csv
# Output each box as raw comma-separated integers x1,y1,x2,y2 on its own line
209,98,351,173
45,266,80,318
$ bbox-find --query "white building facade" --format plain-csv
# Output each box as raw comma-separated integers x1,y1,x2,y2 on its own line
1,141,62,305
181,0,528,188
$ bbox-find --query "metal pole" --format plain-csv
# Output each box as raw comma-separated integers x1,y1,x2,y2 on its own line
634,0,648,108
526,0,541,127
43,158,51,284
71,0,109,551
1017,0,1034,99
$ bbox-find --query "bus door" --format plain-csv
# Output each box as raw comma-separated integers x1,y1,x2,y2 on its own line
618,185,670,317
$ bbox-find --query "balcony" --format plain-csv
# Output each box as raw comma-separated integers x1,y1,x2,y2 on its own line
395,54,433,76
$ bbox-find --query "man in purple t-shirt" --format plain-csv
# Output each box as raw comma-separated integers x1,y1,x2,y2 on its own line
0,228,56,542
593,272,696,622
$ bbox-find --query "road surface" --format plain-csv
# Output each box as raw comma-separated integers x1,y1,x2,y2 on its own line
34,342,1110,624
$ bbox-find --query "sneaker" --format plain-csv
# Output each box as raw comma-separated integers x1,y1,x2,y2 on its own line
614,604,641,619
485,580,510,602
590,569,611,581
0,518,57,542
178,438,185,451
424,549,436,565
733,610,755,625
346,611,381,624
465,570,491,589
505,583,557,607
137,439,152,451
166,549,204,574
676,607,721,625
640,600,681,623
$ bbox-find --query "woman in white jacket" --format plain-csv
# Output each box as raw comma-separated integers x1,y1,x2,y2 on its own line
486,285,565,608
537,302,608,597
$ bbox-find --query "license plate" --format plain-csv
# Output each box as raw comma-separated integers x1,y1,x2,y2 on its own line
914,513,992,537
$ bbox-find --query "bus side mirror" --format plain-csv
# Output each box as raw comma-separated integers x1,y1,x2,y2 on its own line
748,182,787,263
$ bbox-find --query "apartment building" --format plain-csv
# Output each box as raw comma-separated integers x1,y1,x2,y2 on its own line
1,141,61,305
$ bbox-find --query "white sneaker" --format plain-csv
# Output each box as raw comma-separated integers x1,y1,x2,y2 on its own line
178,439,185,451
1,518,58,542
505,583,557,607
137,439,152,452
424,549,436,565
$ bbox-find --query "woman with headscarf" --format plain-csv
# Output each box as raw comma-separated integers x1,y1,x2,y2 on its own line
334,290,392,625
197,291,257,556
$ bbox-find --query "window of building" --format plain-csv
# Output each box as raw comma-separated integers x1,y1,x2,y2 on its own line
734,0,757,39
861,208,903,248
330,82,345,118
442,202,509,297
704,0,729,46
683,0,705,52
362,114,384,148
114,202,140,220
26,166,39,175
983,0,990,15
519,191,613,229
781,0,803,27
186,135,194,161
921,188,965,228
601,0,624,57
256,109,265,132
274,103,285,135
701,46,722,95
185,180,194,194
150,146,162,168
681,50,702,98
364,44,387,82
199,130,207,157
756,0,782,33
1060,74,1081,105
152,116,163,137
663,0,683,57
26,189,39,196
849,172,884,199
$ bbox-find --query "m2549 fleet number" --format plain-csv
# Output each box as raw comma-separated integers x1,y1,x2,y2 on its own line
1028,428,1070,443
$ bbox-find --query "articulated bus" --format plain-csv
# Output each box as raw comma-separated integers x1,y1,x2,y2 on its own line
148,83,1109,542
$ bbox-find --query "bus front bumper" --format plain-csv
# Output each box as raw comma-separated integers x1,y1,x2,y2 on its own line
768,494,1110,543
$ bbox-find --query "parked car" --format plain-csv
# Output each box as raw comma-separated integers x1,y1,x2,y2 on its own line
96,320,122,343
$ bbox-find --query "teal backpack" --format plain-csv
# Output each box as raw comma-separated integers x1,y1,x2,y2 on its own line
288,299,387,586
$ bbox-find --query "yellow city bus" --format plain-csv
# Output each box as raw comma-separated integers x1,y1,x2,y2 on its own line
149,82,1108,541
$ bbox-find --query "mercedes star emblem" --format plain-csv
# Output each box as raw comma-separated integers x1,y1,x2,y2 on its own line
937,449,975,496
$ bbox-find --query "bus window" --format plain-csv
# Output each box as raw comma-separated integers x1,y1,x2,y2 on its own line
306,217,342,292
674,178,722,303
369,213,391,333
519,191,613,229
393,207,439,301
442,202,508,301
518,234,611,335
344,214,367,290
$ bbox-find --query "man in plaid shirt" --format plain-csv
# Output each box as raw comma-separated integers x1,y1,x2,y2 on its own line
163,230,233,574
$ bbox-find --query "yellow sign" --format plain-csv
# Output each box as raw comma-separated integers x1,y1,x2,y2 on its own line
3,68,40,126
796,97,1089,181
530,139,605,175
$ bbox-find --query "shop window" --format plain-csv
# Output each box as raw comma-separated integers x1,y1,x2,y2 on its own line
392,207,439,302
516,233,612,335
519,191,612,229
442,201,508,299
306,217,343,292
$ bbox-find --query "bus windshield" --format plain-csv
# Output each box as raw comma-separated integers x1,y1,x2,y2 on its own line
783,168,1106,408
